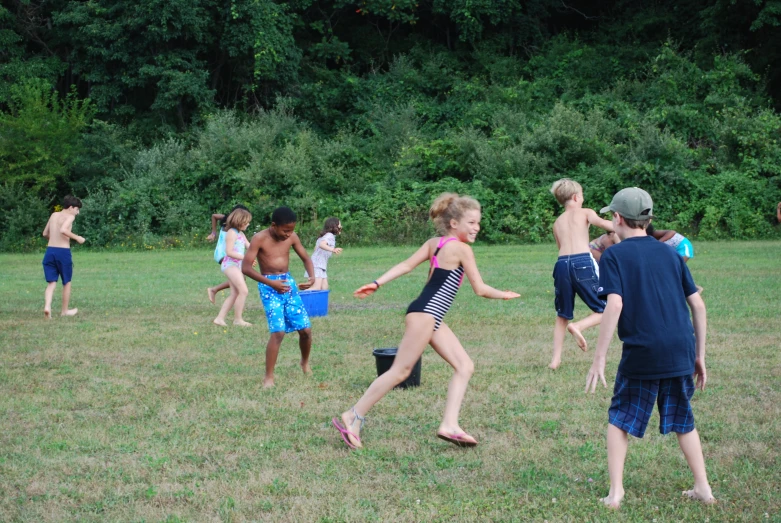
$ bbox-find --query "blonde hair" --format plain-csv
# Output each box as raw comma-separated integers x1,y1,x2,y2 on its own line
550,178,583,205
429,193,481,235
223,208,252,231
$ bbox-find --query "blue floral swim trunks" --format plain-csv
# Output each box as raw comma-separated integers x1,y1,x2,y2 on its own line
257,273,312,334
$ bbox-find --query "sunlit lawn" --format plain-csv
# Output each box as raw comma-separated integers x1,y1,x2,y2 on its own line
0,242,779,521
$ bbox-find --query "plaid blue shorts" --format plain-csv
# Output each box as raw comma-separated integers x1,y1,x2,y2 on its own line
608,372,695,438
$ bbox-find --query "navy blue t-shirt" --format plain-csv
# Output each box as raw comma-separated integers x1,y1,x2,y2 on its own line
597,236,698,380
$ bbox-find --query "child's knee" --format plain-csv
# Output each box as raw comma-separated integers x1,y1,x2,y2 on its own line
460,357,475,377
298,328,312,341
269,332,286,343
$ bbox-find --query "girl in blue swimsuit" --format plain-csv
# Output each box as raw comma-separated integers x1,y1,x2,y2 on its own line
332,193,521,449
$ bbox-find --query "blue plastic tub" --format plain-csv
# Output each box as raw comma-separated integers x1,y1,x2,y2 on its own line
299,289,329,317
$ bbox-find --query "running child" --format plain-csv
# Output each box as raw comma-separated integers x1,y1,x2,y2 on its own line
207,205,249,304
586,187,714,509
241,207,316,388
42,195,85,319
589,231,620,263
331,193,520,450
305,217,343,290
549,179,614,369
213,208,253,327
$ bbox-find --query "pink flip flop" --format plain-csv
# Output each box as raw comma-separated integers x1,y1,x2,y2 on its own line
437,431,478,447
332,418,361,449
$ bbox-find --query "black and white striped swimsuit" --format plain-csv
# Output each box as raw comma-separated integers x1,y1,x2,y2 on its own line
406,237,464,331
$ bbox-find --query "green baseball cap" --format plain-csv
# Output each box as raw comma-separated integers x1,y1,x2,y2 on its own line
600,187,654,220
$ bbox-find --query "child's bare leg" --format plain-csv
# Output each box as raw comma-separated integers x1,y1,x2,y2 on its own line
677,429,715,504
603,424,628,509
44,282,56,319
430,323,475,442
61,282,78,316
340,314,433,447
207,281,230,304
298,327,312,373
213,283,236,326
550,316,569,369
310,278,323,290
567,312,602,351
320,278,329,291
264,331,285,387
224,267,250,326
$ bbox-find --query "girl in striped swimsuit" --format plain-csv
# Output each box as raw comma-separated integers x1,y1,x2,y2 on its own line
332,193,521,449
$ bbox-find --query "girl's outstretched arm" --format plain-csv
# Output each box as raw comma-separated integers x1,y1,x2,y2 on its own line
354,241,432,298
461,245,520,300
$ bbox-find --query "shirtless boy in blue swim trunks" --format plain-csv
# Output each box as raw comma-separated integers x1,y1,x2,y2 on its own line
242,206,316,388
549,179,614,369
42,195,86,319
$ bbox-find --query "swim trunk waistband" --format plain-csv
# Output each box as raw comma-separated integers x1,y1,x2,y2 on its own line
557,252,593,261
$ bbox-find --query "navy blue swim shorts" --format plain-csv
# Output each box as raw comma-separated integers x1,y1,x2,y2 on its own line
552,252,605,320
42,247,73,285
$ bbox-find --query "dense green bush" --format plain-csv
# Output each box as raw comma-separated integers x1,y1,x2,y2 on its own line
2,43,780,251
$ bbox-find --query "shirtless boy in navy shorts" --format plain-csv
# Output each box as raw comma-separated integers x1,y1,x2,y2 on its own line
42,195,85,319
242,207,316,388
549,179,614,369
586,187,714,509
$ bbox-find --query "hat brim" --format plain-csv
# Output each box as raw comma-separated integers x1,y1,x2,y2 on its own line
599,206,612,214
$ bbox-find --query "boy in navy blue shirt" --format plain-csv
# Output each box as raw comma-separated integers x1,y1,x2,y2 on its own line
586,187,715,509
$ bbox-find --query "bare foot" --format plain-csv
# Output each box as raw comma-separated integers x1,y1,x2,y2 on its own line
437,426,478,447
213,318,227,327
340,411,363,448
207,287,216,304
263,377,275,388
301,362,312,374
682,487,715,505
548,359,561,370
233,320,253,327
61,308,78,317
567,323,588,351
601,490,624,509
44,309,51,320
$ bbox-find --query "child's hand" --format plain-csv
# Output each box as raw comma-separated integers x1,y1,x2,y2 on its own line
252,258,259,270
694,358,707,391
206,232,216,242
334,247,343,255
269,279,291,294
76,236,86,244
354,283,378,299
298,277,315,290
585,359,607,393
503,291,521,300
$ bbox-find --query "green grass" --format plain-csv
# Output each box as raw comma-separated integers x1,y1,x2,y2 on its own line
0,242,779,522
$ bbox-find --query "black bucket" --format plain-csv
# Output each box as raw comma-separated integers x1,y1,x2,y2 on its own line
372,347,422,389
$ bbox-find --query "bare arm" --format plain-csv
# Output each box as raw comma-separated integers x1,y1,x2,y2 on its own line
586,209,614,232
585,293,623,393
652,228,676,242
777,202,781,223
59,214,85,244
292,234,316,290
461,245,519,299
687,292,707,390
354,242,432,298
42,217,51,239
207,214,225,241
224,229,242,260
318,239,342,254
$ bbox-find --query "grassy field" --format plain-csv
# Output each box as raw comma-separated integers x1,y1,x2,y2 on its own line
1,242,779,522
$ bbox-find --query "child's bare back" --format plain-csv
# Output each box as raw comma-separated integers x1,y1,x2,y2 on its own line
553,207,608,256
43,211,85,248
